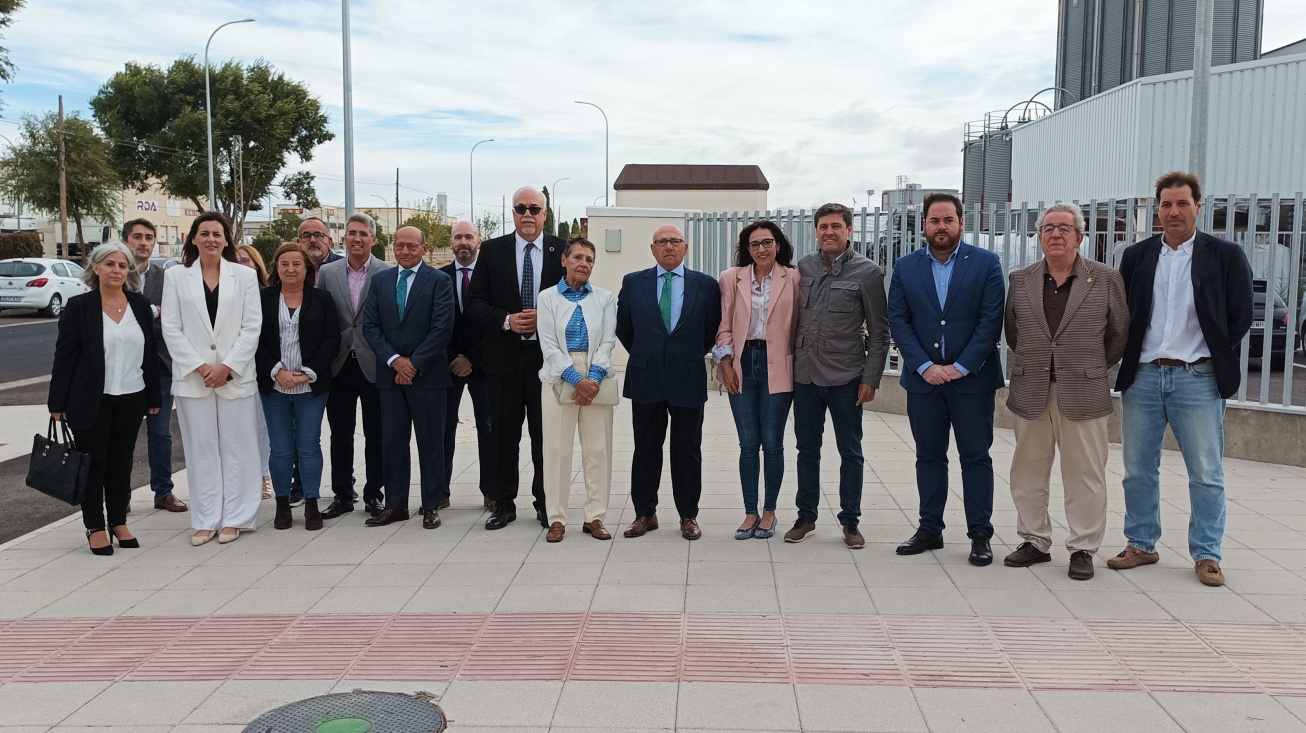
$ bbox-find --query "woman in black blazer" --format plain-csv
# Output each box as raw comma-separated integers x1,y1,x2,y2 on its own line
48,243,161,556
255,243,340,531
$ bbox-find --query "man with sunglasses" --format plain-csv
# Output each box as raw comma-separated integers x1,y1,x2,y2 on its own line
466,187,565,530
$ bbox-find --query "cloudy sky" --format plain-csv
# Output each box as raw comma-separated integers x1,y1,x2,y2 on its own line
2,0,1303,221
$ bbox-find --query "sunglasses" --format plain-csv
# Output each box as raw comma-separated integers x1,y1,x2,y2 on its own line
513,204,544,215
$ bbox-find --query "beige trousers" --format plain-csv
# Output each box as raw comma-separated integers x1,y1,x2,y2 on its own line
541,353,614,526
1009,384,1109,554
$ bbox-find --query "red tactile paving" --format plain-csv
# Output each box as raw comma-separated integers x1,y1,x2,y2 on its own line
1,612,1304,694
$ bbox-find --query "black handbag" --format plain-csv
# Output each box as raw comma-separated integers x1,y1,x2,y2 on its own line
26,418,90,506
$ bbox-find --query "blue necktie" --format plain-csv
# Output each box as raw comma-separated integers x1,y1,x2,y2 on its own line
397,269,412,320
520,243,536,310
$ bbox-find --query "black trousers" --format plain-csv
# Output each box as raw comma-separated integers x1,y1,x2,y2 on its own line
630,400,704,519
73,391,148,530
379,385,446,512
487,341,545,513
326,355,385,505
442,375,494,500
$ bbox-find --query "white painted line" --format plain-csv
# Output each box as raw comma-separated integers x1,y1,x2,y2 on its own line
0,319,56,329
0,376,50,392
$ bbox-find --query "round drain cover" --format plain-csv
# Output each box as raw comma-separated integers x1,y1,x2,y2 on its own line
243,691,445,733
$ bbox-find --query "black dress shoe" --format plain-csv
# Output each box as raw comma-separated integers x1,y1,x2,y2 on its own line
536,507,548,528
364,509,409,527
969,535,993,566
320,500,354,519
896,528,944,555
485,508,517,530
422,509,442,530
365,498,384,517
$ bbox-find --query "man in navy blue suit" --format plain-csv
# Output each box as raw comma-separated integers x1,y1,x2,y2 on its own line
887,193,1006,566
616,224,722,540
361,226,455,530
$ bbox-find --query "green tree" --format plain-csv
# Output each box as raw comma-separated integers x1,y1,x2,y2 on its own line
90,57,333,236
572,218,584,238
278,171,320,210
475,212,499,240
0,0,23,108
541,185,555,236
557,220,570,239
401,198,451,260
250,211,302,263
0,111,121,252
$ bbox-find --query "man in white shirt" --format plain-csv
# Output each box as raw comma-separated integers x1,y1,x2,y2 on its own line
1109,171,1254,588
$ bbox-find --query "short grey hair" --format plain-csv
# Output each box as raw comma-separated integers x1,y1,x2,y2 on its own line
82,242,142,293
346,212,376,235
1036,203,1086,233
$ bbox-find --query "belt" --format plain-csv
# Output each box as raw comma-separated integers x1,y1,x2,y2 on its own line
744,339,767,349
349,350,357,359
1150,357,1210,367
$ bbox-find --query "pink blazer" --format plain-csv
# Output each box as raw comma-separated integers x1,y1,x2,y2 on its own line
716,264,800,394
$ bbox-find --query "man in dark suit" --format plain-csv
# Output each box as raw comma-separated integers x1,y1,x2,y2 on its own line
438,220,495,510
361,226,455,529
616,224,722,541
888,192,1006,566
317,213,393,519
125,218,188,513
1107,171,1253,588
465,187,565,530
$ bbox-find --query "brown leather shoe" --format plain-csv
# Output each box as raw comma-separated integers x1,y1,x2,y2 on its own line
583,519,612,540
546,521,565,543
422,509,442,530
1106,546,1160,570
1196,559,1225,587
623,515,659,538
680,517,701,541
438,497,451,510
154,493,188,512
364,509,409,527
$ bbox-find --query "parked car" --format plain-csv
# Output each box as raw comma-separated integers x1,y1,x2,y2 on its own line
149,256,180,271
1247,279,1289,366
0,258,89,317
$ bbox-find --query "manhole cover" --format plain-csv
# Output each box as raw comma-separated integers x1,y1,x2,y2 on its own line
242,691,446,733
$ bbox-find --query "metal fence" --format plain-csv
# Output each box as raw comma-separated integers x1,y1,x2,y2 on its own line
685,193,1306,412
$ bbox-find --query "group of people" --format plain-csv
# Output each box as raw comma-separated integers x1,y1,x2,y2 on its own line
49,172,1250,589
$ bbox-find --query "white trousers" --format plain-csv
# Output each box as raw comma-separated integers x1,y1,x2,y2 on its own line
255,396,270,477
541,354,614,525
176,393,263,532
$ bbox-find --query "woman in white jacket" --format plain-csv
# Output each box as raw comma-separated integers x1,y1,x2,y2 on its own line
537,237,618,543
161,212,263,546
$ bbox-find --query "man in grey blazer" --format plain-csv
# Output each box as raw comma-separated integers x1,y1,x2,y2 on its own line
126,218,188,513
318,212,393,519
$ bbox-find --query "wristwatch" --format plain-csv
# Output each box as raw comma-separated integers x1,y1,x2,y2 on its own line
503,314,512,331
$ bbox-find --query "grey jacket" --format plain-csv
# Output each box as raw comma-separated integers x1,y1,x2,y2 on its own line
140,262,172,370
317,255,393,382
793,246,891,388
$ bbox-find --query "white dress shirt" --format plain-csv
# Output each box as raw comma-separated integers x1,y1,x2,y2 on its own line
515,233,544,340
1140,231,1208,363
746,268,771,341
103,307,146,396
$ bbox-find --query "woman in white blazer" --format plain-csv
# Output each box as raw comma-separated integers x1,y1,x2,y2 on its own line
161,212,263,546
537,237,618,542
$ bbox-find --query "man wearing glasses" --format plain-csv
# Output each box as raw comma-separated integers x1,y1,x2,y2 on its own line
615,224,721,540
1002,204,1128,580
465,187,565,530
299,217,343,267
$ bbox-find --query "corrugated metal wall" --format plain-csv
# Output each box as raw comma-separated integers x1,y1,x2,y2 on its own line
1012,54,1305,202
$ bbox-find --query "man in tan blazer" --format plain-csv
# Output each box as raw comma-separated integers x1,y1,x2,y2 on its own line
1003,203,1129,580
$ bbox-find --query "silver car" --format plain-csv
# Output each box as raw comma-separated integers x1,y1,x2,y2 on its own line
0,258,89,317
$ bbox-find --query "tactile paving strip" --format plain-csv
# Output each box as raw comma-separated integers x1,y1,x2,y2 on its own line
0,611,1304,694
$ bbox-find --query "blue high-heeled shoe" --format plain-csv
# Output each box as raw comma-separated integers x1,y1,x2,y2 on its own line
753,514,778,539
734,517,760,540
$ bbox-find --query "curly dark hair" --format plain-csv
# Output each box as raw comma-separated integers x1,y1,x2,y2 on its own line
735,220,794,268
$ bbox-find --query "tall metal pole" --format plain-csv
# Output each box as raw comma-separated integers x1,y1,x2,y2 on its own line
58,96,68,260
205,18,255,212
574,101,609,206
342,0,356,217
395,167,400,226
1189,0,1214,180
469,139,494,223
551,177,569,234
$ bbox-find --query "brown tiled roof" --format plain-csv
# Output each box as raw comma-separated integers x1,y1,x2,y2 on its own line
614,164,769,191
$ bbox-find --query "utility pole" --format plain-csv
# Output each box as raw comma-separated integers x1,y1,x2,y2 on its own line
57,96,69,261
395,167,400,227
342,0,356,217
1189,0,1213,181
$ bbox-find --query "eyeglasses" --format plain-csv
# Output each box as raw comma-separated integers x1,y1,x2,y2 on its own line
748,238,776,250
238,257,253,265
513,204,544,215
298,232,330,241
653,238,685,247
1038,224,1079,236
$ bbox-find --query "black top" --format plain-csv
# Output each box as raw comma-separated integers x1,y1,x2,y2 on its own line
204,280,219,326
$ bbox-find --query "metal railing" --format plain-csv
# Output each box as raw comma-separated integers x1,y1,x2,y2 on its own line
685,193,1306,412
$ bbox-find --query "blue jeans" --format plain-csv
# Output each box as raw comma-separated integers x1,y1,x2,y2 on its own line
793,379,863,527
1121,362,1227,562
260,391,329,500
727,346,793,515
146,371,174,498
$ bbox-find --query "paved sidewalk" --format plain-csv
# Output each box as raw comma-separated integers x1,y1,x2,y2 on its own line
0,392,1304,732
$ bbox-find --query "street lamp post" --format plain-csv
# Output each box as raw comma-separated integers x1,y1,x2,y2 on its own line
370,194,394,231
574,101,609,206
205,18,255,211
342,0,356,217
469,139,494,224
551,177,569,233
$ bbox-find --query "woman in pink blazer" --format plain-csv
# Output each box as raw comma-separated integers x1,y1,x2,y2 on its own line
714,220,801,540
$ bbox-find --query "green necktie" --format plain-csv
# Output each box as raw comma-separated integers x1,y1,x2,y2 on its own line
397,269,412,320
660,271,674,332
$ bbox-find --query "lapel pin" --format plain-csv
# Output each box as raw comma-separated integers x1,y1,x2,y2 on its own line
1087,277,1094,283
